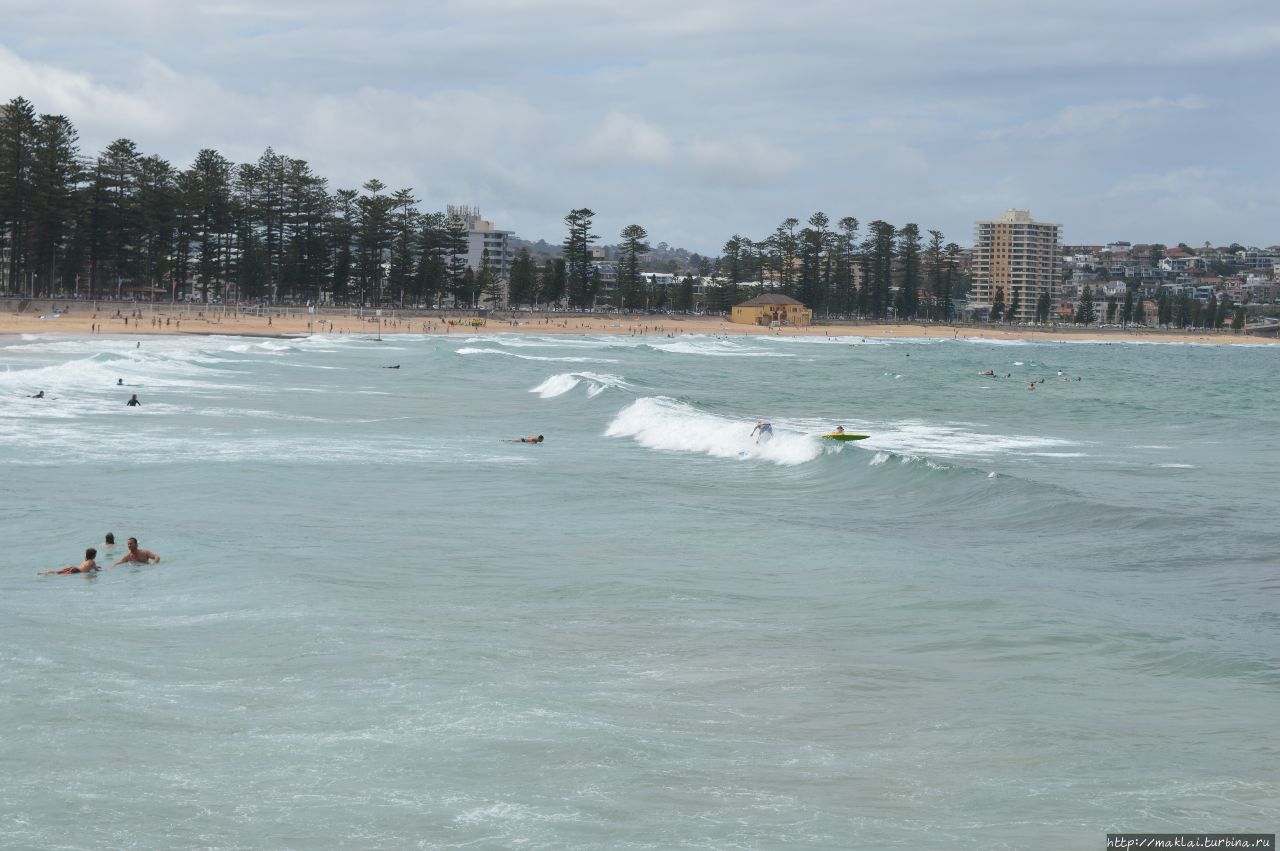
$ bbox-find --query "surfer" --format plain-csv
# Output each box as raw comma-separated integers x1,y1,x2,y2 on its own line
750,420,773,443
40,548,100,575
126,394,141,406
382,365,400,369
117,378,124,386
833,426,845,435
30,390,44,398
114,538,160,566
510,435,544,444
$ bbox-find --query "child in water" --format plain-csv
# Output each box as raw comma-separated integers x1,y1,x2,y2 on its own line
40,548,100,575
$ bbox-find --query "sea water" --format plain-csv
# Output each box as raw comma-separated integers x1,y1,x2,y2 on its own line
0,331,1276,850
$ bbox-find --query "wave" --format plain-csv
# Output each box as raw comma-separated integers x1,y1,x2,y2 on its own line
863,420,1083,459
530,372,632,399
645,339,797,358
456,346,617,364
604,397,823,466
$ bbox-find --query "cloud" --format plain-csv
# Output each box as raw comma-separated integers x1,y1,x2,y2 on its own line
985,96,1209,141
578,113,673,164
3,1,1280,248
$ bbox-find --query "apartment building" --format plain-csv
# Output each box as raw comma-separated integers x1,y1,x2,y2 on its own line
970,209,1061,322
447,205,513,279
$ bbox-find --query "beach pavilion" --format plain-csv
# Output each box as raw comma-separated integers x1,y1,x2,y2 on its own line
730,293,813,327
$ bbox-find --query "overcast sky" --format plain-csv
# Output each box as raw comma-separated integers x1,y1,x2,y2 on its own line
2,0,1278,251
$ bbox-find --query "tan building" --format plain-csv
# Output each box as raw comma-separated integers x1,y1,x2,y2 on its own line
971,209,1061,322
731,294,813,326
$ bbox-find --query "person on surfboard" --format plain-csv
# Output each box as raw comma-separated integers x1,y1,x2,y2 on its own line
40,548,100,575
508,435,544,443
750,420,773,443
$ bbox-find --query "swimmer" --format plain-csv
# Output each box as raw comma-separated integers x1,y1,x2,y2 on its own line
126,394,141,406
113,538,160,566
750,420,773,443
117,378,124,386
40,548,100,575
1027,382,1036,391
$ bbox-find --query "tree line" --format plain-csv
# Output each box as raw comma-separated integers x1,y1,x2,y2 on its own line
3,95,974,316
0,96,503,305
532,209,971,317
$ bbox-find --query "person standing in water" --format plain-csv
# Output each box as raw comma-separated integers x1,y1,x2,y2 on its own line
114,538,160,566
126,394,141,406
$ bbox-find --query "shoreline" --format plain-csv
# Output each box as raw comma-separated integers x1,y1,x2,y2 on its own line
1,307,1274,346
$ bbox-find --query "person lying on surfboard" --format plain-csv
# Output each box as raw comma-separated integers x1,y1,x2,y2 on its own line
506,435,544,443
39,548,100,575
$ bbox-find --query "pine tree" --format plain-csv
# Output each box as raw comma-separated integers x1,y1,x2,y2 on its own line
563,208,597,308
894,223,921,319
1074,284,1095,324
1035,291,1051,324
1133,296,1146,326
1231,306,1246,330
990,286,1005,322
618,224,651,309
1120,289,1134,327
507,247,536,306
0,96,38,294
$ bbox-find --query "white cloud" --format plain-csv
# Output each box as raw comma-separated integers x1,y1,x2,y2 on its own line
986,96,1209,141
578,113,673,164
2,1,1279,248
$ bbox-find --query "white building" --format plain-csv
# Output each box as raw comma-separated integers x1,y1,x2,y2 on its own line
448,205,513,280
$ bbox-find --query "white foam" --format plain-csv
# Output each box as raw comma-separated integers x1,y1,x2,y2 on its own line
456,347,617,363
530,372,631,399
604,397,822,465
647,339,796,358
865,421,1083,459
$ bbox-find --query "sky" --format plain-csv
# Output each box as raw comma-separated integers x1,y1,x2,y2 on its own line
2,0,1278,252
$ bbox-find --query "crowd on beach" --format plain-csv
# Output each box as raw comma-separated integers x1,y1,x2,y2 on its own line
40,533,160,576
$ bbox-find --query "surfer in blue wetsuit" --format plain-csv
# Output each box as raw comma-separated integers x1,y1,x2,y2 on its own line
750,420,773,443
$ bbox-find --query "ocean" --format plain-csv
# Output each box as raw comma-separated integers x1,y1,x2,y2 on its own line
1,330,1277,849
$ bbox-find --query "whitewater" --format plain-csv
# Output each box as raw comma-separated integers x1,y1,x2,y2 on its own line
1,330,1277,849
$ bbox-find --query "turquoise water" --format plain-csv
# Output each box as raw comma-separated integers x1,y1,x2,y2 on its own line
1,331,1277,849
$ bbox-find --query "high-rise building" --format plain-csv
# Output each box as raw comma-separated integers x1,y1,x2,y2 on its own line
971,209,1061,322
447,205,513,280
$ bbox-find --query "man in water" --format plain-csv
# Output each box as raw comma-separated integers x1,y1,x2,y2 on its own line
834,425,845,435
512,435,544,443
114,538,160,566
30,390,44,398
126,394,141,406
40,548,100,575
117,378,124,386
751,420,773,443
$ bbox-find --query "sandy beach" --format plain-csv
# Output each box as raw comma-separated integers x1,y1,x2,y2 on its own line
1,300,1272,345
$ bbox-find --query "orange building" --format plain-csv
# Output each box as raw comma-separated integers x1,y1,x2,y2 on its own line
731,294,813,326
